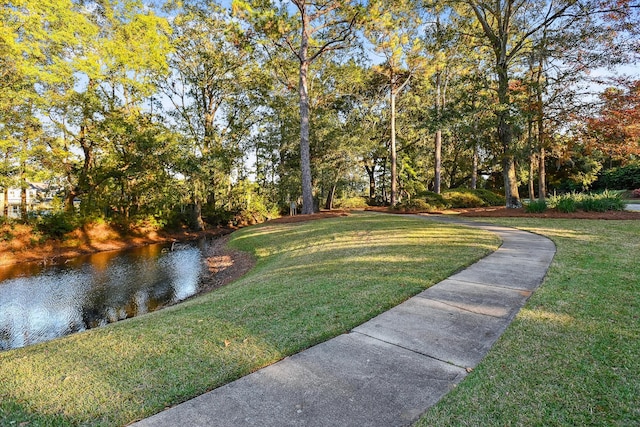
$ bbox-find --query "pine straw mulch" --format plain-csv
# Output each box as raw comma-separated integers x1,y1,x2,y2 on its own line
364,205,640,220
452,206,640,220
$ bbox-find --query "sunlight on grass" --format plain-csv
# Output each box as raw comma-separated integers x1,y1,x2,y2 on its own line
1,213,498,427
518,308,575,326
417,218,640,427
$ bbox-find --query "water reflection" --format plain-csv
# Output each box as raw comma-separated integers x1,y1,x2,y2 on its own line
0,241,208,351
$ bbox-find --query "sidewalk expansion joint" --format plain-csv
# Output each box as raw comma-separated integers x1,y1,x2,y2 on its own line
441,276,536,293
418,296,511,319
350,330,470,371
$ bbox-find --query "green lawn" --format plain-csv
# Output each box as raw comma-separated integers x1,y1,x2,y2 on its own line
418,218,640,426
0,213,498,426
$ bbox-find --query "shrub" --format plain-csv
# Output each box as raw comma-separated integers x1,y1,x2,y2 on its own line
524,199,547,213
595,162,640,190
36,212,77,239
632,189,640,198
334,196,369,209
555,196,577,213
414,191,449,209
547,190,625,213
441,188,505,208
394,199,436,212
579,197,609,212
470,188,506,206
442,190,485,208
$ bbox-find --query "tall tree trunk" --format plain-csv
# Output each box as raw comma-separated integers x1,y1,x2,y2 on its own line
64,189,78,213
192,198,205,231
298,14,314,214
536,79,547,200
2,187,8,217
538,146,546,200
19,158,27,219
434,69,443,194
325,182,337,210
191,179,205,231
365,163,376,201
390,89,398,206
434,130,442,194
497,64,521,208
471,144,479,189
20,187,27,219
529,153,536,199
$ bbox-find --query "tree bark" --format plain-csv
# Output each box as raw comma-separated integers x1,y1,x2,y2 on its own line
529,153,536,199
192,198,205,231
536,79,547,200
538,146,546,200
497,63,522,208
434,69,443,194
471,144,479,189
325,182,336,210
365,163,376,200
434,130,442,194
2,187,8,217
298,14,314,214
390,89,398,205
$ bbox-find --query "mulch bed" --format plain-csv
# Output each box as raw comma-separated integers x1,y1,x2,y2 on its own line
453,206,640,220
365,205,640,220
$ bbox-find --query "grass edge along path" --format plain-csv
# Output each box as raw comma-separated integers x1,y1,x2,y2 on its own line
417,217,640,427
0,213,499,427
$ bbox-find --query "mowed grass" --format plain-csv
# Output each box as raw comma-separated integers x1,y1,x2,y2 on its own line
0,213,498,426
418,218,640,427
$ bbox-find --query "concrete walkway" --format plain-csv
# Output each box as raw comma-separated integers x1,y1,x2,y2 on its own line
626,203,640,211
131,215,556,427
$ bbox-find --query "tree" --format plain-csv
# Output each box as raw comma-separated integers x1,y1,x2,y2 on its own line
586,79,640,164
235,0,359,213
459,0,639,207
163,1,263,229
365,0,424,205
43,0,171,214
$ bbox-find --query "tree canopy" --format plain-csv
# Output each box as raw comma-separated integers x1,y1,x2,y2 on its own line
1,0,638,225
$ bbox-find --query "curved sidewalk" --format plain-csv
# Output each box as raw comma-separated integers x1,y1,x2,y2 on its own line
131,215,556,427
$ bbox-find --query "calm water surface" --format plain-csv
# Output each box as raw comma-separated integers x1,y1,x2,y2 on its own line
0,240,209,351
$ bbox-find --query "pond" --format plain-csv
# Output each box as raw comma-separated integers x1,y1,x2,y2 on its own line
0,240,210,351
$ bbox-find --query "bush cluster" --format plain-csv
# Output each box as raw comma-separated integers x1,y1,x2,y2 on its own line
595,162,640,190
441,188,506,208
396,188,505,211
35,211,77,239
527,191,626,213
334,196,369,209
524,199,547,213
393,199,439,212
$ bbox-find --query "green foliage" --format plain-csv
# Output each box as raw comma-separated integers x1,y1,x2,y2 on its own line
438,188,503,208
471,189,507,206
441,188,505,208
546,148,603,193
394,199,437,212
443,191,485,208
595,162,640,190
554,195,578,213
35,212,77,239
334,196,369,209
415,191,449,209
546,191,624,212
524,199,547,213
581,190,625,212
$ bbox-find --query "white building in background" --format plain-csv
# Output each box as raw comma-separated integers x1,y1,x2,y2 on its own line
0,183,54,218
